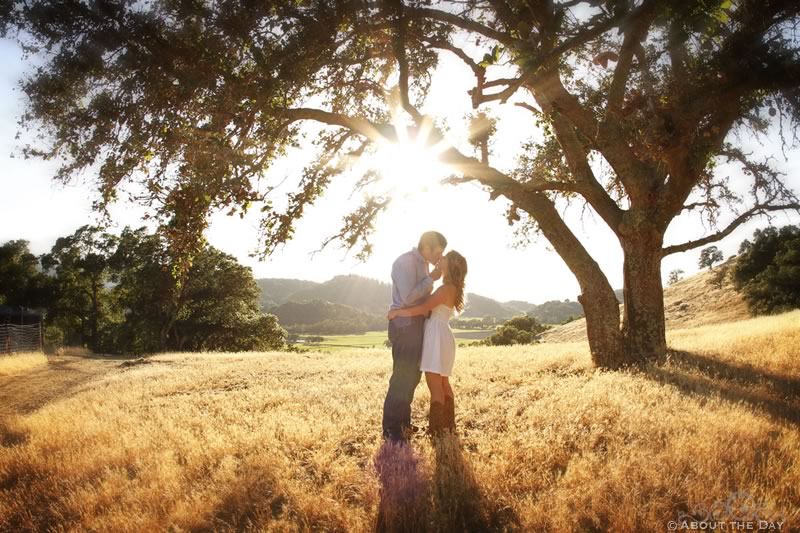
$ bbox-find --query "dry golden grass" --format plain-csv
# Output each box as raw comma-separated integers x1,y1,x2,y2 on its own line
0,311,798,532
0,352,47,377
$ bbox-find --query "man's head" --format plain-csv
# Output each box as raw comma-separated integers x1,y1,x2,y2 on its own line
417,231,447,265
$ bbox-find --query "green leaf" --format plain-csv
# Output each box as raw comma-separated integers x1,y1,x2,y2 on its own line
492,45,502,62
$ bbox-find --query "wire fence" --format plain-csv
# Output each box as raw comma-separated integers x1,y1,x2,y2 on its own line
0,323,43,355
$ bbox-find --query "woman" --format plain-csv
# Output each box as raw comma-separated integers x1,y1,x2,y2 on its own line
387,250,468,435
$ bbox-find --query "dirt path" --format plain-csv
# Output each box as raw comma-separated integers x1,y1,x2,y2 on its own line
0,356,120,419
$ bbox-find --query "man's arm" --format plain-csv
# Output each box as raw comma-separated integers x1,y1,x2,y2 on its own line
392,256,433,307
388,286,451,319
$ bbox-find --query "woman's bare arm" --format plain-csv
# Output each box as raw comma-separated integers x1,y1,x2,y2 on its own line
387,286,453,319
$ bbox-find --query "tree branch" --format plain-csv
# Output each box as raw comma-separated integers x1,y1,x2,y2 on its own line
514,101,544,117
527,68,658,206
407,5,521,46
384,0,423,123
423,39,487,108
276,107,396,142
607,0,661,112
681,200,720,213
658,94,744,225
662,201,800,256
276,106,545,197
545,103,626,232
426,40,484,79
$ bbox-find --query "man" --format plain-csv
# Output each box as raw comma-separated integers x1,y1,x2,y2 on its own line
382,231,447,442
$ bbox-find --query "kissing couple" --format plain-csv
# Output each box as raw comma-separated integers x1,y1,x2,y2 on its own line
382,231,468,443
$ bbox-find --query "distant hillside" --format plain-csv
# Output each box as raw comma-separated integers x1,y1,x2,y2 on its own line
268,299,384,335
288,275,392,314
541,256,749,343
257,279,321,309
460,293,516,318
502,300,536,315
527,300,585,324
258,274,540,320
256,274,605,324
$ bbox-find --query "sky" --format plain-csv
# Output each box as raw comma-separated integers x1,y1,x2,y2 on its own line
1,35,799,306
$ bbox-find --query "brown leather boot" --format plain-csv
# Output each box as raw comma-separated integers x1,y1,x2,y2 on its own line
427,401,446,436
444,395,456,432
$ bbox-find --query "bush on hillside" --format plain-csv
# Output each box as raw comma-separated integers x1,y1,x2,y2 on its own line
733,225,800,315
480,315,549,346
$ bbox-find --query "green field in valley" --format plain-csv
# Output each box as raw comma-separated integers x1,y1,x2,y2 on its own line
295,329,495,351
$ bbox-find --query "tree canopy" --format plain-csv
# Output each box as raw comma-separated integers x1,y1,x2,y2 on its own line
0,240,50,308
3,0,800,366
698,245,724,270
733,224,800,314
0,227,287,354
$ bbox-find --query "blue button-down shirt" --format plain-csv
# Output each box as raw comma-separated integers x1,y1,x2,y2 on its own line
390,247,433,327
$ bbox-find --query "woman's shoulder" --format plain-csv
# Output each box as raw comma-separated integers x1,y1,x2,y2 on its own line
437,283,458,292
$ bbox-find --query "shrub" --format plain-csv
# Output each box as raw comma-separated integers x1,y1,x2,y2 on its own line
733,225,800,315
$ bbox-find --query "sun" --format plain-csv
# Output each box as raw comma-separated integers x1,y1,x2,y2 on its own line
368,120,452,198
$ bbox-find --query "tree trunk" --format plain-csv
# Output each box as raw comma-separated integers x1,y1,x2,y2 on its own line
578,279,626,369
159,318,174,352
619,221,668,364
90,281,99,352
516,192,626,367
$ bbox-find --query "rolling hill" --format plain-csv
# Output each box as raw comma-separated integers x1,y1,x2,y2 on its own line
286,275,392,315
257,274,587,323
541,256,749,343
257,278,321,309
268,299,385,334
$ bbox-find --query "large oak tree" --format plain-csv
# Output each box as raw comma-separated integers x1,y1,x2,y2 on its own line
3,0,799,367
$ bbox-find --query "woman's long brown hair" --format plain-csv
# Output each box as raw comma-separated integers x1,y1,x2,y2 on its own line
444,250,468,312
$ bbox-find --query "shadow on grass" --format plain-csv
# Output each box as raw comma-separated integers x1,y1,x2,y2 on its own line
374,433,520,533
192,460,292,533
374,439,430,533
641,349,800,425
0,357,112,419
430,433,520,532
64,353,154,361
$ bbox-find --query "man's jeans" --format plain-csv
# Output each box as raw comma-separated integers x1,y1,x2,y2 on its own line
382,316,425,440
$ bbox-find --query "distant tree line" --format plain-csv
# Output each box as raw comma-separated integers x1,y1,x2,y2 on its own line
288,317,386,336
0,227,286,354
450,316,498,330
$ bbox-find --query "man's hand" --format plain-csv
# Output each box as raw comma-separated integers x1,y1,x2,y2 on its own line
430,265,442,281
387,309,400,320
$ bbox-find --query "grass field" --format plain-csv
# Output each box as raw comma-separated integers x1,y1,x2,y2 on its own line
300,329,493,351
0,351,47,377
1,311,798,531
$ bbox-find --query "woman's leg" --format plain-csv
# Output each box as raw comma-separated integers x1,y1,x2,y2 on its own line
425,372,445,404
442,376,453,400
425,371,447,434
442,376,456,431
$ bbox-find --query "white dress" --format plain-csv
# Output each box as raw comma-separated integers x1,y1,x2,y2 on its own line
419,304,456,376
